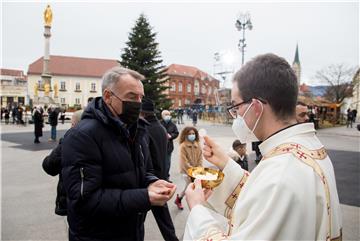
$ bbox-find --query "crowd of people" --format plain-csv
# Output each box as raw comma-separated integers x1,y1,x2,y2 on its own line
39,53,342,241
0,104,26,125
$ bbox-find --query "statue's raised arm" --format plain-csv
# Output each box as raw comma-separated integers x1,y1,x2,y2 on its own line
44,5,53,26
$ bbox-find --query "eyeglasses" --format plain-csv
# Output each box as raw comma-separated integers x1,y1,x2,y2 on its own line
227,98,267,119
227,100,251,119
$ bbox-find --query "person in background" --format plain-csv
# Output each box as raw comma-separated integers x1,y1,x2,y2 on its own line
192,109,198,126
228,140,248,171
295,101,309,123
352,109,357,123
160,110,179,181
174,126,203,210
42,109,83,216
17,103,24,125
140,98,179,241
48,105,59,141
33,106,44,144
59,109,66,124
346,108,353,128
11,105,17,124
4,107,10,124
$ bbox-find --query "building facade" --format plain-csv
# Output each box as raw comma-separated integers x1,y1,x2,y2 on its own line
165,64,220,108
27,55,119,108
0,68,27,108
351,68,360,121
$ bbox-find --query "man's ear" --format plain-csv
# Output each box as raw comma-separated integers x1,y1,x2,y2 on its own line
103,89,112,105
254,99,263,117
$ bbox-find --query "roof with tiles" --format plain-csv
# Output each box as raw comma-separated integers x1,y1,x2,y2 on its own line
166,63,219,83
27,55,119,78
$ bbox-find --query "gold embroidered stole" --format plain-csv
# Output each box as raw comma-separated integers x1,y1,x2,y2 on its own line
197,143,342,241
263,142,337,241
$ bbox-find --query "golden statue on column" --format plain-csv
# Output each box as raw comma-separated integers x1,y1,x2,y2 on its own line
44,5,53,27
54,82,58,98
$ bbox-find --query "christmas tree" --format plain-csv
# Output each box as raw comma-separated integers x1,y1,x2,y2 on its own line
120,14,172,111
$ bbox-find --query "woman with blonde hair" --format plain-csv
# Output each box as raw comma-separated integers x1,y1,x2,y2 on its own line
174,126,203,210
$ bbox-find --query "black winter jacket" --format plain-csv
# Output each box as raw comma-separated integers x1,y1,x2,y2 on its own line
48,109,59,126
160,119,179,154
143,115,168,179
61,97,158,241
42,138,67,215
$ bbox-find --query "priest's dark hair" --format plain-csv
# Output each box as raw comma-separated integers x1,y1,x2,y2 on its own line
233,53,298,120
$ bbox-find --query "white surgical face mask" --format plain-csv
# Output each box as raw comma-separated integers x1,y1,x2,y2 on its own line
232,101,263,143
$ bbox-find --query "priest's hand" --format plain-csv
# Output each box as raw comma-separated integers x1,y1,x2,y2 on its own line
185,179,212,210
203,135,229,170
148,180,176,206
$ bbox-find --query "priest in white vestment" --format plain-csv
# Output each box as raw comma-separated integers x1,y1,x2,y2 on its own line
183,54,342,241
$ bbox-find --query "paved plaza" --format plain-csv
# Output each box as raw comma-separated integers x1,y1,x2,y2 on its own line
1,118,359,240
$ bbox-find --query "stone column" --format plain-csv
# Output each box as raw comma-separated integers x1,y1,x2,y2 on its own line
42,25,52,96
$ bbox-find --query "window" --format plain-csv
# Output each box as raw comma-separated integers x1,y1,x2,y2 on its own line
178,82,183,92
60,81,66,90
171,82,176,91
202,85,206,94
194,80,199,95
185,99,191,104
209,86,212,95
187,83,191,93
91,83,96,92
75,82,81,91
60,98,65,104
75,98,80,105
178,99,182,107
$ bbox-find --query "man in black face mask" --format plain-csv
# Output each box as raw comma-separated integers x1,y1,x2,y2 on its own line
62,66,176,241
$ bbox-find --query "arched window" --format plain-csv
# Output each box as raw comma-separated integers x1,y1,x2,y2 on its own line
171,82,176,91
187,83,191,93
194,80,199,95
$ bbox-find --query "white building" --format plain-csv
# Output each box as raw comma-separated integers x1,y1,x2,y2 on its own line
27,55,119,108
0,68,27,108
351,68,360,121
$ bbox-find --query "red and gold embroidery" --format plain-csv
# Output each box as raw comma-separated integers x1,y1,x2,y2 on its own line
264,143,336,240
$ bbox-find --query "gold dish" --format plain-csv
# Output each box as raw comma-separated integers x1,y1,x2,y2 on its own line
187,167,224,189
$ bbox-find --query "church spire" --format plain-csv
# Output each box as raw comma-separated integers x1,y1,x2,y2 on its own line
292,43,301,86
293,43,300,65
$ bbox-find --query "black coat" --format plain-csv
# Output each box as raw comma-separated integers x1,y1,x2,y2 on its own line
33,110,43,137
61,97,158,241
48,109,59,126
160,119,179,155
42,138,67,216
143,115,168,179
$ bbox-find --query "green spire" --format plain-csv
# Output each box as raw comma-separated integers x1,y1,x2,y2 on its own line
293,44,300,65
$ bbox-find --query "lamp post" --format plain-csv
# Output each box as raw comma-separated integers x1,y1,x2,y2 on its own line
235,12,253,65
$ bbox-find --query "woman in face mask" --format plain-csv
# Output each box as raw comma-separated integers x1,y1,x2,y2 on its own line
174,126,203,210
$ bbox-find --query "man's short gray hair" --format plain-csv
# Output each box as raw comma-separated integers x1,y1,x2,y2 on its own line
101,66,145,92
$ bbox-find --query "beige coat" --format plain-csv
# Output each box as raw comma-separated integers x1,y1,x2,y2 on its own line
179,141,203,174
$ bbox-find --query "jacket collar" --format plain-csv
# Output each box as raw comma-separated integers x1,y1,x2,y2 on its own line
185,141,200,148
259,123,315,155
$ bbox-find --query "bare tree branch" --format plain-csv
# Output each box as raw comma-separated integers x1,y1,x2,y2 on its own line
315,64,356,103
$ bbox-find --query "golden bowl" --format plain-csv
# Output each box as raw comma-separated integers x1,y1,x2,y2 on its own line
187,167,225,189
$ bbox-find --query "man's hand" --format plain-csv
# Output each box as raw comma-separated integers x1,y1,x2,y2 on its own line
185,179,212,210
167,133,172,139
148,180,176,206
203,136,229,170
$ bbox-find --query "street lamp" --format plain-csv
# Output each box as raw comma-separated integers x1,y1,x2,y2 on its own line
235,12,253,65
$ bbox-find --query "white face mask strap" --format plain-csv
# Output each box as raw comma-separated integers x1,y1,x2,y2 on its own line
251,100,264,132
242,102,253,118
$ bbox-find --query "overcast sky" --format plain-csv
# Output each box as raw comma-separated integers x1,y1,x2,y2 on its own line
2,1,359,87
